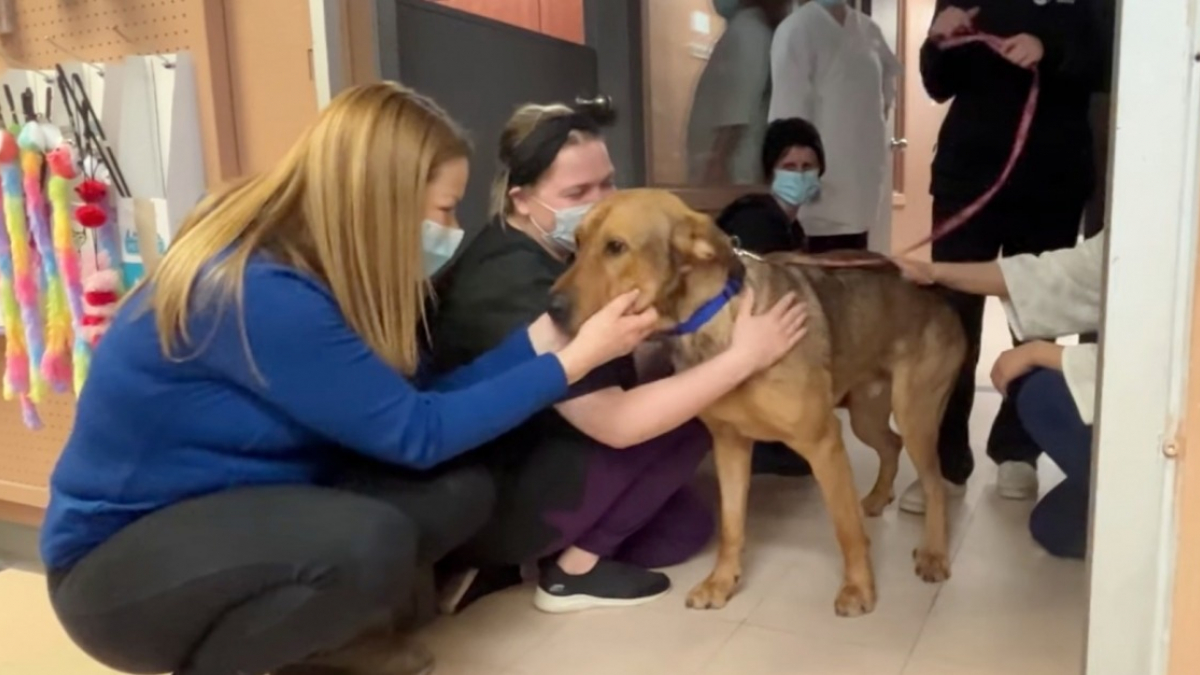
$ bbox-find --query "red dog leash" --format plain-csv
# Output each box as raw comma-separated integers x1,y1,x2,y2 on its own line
793,31,1040,268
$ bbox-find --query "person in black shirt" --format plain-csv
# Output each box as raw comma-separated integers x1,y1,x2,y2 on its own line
431,103,806,615
905,0,1099,515
716,117,825,477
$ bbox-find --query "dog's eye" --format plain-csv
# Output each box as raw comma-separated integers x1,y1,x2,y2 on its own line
604,239,627,257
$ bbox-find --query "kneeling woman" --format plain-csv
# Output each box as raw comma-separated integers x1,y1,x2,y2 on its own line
40,84,659,675
432,103,807,613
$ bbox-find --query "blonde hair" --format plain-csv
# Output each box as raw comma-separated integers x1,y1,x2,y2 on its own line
145,82,469,376
490,103,600,219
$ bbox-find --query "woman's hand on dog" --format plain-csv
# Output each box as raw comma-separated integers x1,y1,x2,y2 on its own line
729,288,809,373
556,290,660,384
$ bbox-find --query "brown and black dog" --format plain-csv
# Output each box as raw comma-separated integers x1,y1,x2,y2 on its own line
549,189,966,617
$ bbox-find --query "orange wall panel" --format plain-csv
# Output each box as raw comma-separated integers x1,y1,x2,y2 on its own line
539,0,585,44
434,0,542,33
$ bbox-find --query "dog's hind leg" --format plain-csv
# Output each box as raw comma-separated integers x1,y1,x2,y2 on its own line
847,382,903,517
892,358,955,584
687,422,753,610
788,406,877,617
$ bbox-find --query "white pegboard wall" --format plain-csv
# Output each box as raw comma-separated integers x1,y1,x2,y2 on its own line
1,0,195,69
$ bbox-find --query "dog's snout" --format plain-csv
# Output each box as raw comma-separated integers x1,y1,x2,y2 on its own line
548,291,573,329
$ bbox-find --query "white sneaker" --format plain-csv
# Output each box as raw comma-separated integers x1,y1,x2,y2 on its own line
898,479,968,515
996,461,1039,500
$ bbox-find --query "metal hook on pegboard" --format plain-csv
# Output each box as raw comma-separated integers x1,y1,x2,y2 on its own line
111,26,175,70
44,37,106,78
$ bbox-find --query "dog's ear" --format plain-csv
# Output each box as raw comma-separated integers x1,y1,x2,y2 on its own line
671,211,724,264
575,200,612,251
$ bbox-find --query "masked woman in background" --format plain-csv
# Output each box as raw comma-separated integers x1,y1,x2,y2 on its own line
431,103,808,615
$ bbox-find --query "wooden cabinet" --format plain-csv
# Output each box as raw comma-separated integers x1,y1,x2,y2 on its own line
223,0,319,175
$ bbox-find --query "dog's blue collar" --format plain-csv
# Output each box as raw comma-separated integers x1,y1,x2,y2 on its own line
668,277,743,336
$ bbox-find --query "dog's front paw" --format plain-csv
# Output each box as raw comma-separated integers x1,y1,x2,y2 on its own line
686,575,738,610
833,582,877,618
913,548,951,583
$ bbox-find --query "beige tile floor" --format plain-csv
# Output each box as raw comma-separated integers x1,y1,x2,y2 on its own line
0,300,1088,675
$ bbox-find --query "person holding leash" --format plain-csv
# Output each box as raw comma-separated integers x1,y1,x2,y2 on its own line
909,0,1101,514
431,102,808,616
40,83,665,675
896,230,1104,559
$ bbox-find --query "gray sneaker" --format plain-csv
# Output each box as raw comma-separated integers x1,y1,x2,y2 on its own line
996,461,1039,500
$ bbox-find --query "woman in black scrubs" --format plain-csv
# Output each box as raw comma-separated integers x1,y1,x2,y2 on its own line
431,103,807,615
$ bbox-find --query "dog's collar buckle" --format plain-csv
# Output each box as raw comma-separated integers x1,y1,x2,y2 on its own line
668,276,744,337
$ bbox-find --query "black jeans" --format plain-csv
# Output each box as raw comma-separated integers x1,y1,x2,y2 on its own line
805,232,870,254
931,194,1085,484
48,462,494,675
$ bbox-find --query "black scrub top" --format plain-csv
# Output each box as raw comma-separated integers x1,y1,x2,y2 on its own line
430,221,637,463
920,0,1099,204
716,194,805,255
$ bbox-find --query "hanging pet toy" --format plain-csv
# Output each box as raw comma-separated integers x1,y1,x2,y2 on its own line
75,177,121,347
47,144,91,393
19,120,72,392
0,129,41,427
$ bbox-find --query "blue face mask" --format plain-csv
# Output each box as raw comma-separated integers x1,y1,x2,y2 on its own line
712,0,741,20
814,0,845,7
421,219,464,277
535,200,595,252
772,169,821,206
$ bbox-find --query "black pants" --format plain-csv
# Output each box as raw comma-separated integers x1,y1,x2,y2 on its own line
806,232,870,254
931,194,1085,484
48,463,494,675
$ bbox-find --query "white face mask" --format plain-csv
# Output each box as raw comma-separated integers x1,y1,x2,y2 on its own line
533,200,595,252
421,219,464,277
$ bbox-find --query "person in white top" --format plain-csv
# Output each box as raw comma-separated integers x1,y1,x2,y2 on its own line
687,0,793,185
894,231,1104,559
768,0,899,252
